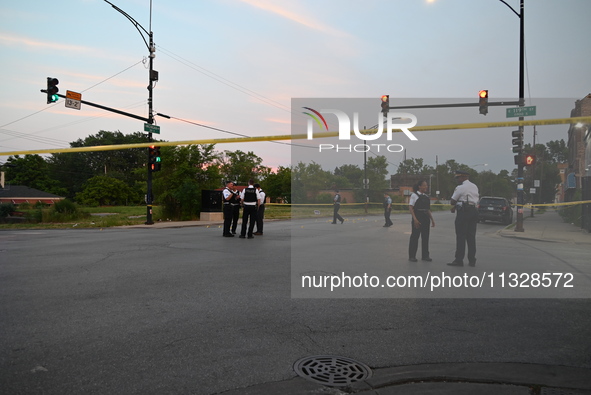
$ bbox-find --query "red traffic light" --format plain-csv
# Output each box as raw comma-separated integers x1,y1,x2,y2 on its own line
478,90,489,115
524,154,536,166
381,95,389,116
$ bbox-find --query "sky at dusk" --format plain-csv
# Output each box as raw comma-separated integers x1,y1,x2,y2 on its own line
1,0,589,176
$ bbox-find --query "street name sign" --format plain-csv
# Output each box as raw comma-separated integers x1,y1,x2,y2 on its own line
144,123,160,134
506,106,536,118
65,90,82,110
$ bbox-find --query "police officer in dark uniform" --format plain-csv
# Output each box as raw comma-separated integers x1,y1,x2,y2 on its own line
230,183,241,235
332,190,344,224
447,170,479,267
222,181,236,237
408,180,435,261
239,179,260,239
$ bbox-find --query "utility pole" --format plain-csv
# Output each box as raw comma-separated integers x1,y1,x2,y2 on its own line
104,0,157,225
364,135,368,214
531,125,536,217
515,0,526,231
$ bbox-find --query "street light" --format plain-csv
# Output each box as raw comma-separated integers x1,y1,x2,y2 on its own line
499,0,525,232
104,0,158,225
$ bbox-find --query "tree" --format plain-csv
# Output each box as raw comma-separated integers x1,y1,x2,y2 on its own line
4,154,67,196
48,131,149,199
151,144,221,220
433,160,477,199
219,150,269,185
75,176,134,206
478,170,514,199
366,155,390,201
291,161,332,203
334,164,363,188
264,166,291,203
396,158,434,175
545,139,568,163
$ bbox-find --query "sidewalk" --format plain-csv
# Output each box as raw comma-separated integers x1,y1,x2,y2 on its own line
117,219,223,229
498,209,591,244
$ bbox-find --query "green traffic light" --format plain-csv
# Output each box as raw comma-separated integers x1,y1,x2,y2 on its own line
51,95,59,103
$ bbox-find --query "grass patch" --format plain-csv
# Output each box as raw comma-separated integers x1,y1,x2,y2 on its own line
0,205,149,230
0,203,450,229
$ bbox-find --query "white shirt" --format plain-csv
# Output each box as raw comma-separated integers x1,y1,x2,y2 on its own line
222,187,233,202
240,185,261,206
451,180,479,204
258,190,266,205
408,191,424,206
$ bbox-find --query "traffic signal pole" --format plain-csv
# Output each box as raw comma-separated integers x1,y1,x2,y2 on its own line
103,0,157,225
146,29,155,225
515,0,525,232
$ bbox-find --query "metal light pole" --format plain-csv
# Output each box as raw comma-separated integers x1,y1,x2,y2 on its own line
500,0,525,232
104,0,156,225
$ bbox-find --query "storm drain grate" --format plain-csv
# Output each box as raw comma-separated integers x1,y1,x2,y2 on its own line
293,355,372,387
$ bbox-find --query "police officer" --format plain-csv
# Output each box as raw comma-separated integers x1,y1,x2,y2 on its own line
230,183,241,235
332,190,344,224
408,180,435,262
253,183,265,235
383,192,393,227
239,179,260,239
222,181,236,237
447,170,479,267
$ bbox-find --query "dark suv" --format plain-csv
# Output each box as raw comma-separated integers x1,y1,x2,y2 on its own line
478,196,513,225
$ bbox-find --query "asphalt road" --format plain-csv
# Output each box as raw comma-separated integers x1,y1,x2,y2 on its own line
1,211,590,394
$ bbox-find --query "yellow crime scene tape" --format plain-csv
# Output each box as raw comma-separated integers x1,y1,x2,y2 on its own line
269,201,591,208
1,116,590,157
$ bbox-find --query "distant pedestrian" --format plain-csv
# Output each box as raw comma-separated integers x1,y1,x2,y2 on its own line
383,192,393,227
222,181,236,237
408,180,435,262
239,179,260,239
447,170,479,267
254,183,265,235
332,190,344,224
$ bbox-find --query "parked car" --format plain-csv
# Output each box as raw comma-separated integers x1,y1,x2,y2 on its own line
478,196,513,225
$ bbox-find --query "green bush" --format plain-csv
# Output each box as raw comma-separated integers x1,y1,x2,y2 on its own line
0,203,16,218
53,199,78,214
315,193,333,204
33,201,48,209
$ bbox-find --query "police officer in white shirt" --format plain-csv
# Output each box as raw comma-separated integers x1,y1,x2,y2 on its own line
254,183,265,235
447,170,479,267
239,179,261,239
222,181,236,237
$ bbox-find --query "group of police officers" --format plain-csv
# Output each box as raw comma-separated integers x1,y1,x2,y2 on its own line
222,170,479,266
222,179,266,239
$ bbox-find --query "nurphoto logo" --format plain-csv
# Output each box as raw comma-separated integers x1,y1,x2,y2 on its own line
302,107,418,153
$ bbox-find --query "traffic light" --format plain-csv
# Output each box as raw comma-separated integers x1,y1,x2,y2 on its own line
511,130,523,153
514,154,523,165
46,77,59,104
478,90,488,115
381,95,389,117
148,145,161,172
524,153,536,166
